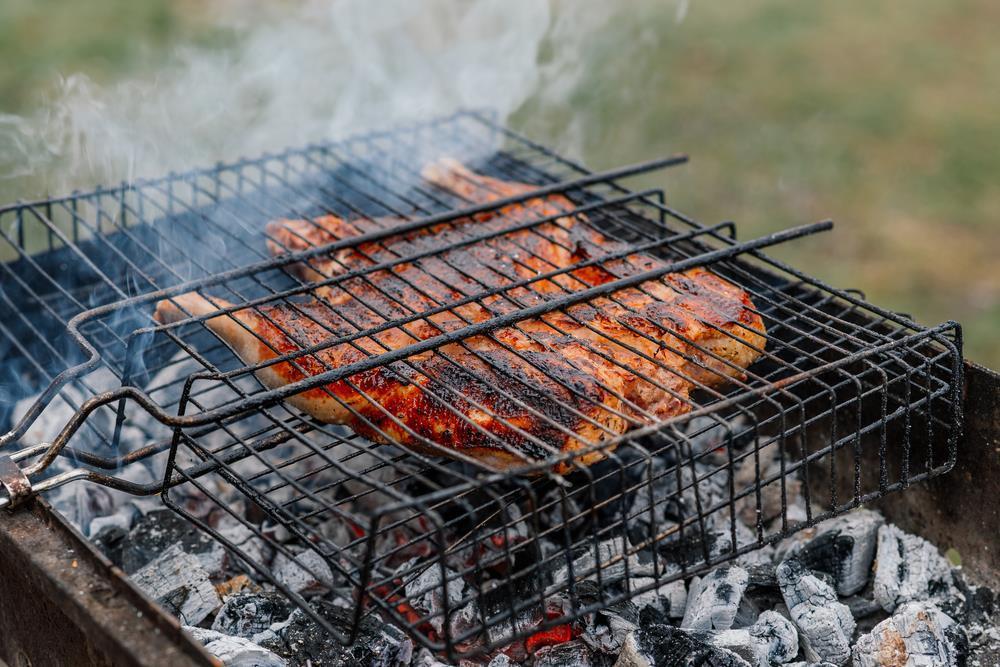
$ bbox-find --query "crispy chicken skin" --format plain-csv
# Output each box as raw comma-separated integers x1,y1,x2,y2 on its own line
154,161,766,473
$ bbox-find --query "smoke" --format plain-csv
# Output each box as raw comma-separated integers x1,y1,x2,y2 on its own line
0,0,627,199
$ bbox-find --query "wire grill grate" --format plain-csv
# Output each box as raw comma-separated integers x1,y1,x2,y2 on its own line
0,111,961,659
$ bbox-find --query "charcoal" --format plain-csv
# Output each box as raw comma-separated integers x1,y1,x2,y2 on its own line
709,630,760,665
630,576,688,619
681,566,750,632
212,591,292,639
90,522,129,568
627,461,729,543
733,442,803,529
707,612,799,667
122,508,225,576
614,624,752,667
217,521,271,570
553,539,653,587
777,510,883,597
852,602,968,667
273,548,335,596
402,561,467,635
784,663,836,667
534,640,595,667
748,610,800,665
873,525,957,613
776,558,854,666
185,627,286,667
131,543,221,626
582,600,639,655
260,604,412,667
411,647,455,667
486,655,512,667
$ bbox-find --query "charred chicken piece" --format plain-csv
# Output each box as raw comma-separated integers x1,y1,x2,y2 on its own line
153,161,765,473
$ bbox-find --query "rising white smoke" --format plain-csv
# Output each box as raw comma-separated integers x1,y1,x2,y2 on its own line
0,0,627,199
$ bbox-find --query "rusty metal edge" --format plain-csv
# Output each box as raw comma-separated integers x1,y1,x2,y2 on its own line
0,496,215,667
862,360,1000,590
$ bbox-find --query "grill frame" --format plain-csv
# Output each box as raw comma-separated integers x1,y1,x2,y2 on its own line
0,110,964,660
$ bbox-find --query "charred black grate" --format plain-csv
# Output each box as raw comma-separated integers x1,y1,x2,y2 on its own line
0,111,962,661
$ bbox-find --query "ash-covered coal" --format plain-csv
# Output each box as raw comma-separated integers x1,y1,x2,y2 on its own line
130,542,221,626
852,602,968,667
259,604,413,667
122,508,225,575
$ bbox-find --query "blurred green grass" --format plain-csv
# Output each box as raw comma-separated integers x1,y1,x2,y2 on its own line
1,0,997,366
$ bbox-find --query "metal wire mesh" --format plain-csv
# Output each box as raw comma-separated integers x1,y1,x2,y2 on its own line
0,111,962,660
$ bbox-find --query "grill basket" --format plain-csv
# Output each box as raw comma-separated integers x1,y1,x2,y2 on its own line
0,111,962,660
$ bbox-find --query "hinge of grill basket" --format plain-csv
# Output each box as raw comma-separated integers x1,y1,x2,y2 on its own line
0,456,33,509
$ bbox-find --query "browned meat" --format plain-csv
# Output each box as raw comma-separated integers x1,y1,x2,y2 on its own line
153,161,766,473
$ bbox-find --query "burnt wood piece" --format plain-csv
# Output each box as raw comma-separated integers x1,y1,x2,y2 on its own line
0,497,212,667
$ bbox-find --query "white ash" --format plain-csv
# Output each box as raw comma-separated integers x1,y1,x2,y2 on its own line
217,520,272,571
873,524,958,613
615,624,752,667
681,566,750,632
852,602,968,667
707,612,799,666
553,538,653,587
185,627,287,667
776,509,883,597
748,610,800,665
631,576,688,620
212,591,292,639
131,542,221,626
776,558,855,666
486,654,513,667
534,640,595,667
273,548,336,596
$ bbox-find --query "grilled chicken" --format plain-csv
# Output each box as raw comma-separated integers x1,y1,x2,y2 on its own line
154,161,766,473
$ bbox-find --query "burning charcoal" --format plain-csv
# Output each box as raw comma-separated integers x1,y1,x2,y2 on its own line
273,548,335,596
260,604,412,667
681,566,750,632
776,558,854,666
534,640,595,667
630,576,688,620
615,624,751,667
581,600,639,656
777,510,883,597
131,543,221,626
749,611,800,665
852,602,968,667
185,627,286,667
212,592,292,639
401,561,468,635
873,524,957,613
122,508,225,576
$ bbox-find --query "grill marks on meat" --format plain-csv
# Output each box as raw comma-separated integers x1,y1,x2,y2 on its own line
153,160,766,473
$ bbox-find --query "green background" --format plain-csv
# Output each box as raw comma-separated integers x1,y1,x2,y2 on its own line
1,0,997,366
